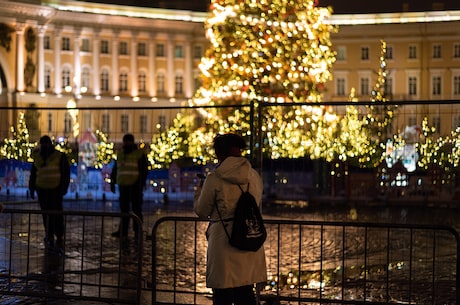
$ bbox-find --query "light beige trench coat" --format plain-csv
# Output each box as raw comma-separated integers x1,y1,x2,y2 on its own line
194,156,267,289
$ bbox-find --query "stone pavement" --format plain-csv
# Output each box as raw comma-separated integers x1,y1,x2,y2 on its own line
0,197,194,305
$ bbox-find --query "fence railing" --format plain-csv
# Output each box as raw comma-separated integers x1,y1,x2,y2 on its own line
0,208,144,304
151,216,460,305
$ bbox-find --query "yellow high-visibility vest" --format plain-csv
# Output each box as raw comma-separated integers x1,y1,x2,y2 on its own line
33,150,62,189
116,149,144,186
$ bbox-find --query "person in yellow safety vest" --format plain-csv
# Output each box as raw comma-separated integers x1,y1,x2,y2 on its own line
29,135,70,255
110,133,149,241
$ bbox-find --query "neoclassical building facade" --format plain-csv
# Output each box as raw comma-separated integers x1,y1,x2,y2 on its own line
1,0,460,143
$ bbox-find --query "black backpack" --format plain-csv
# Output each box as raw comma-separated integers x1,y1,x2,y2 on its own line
216,184,267,252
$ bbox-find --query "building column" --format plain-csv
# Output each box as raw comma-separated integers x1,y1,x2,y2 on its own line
15,23,26,92
92,30,101,96
111,31,119,96
73,27,82,97
167,38,174,98
184,38,193,98
130,31,138,97
148,35,156,97
53,27,62,95
37,25,47,93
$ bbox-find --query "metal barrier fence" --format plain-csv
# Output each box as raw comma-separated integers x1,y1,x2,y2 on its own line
2,101,460,206
0,208,144,304
151,216,460,305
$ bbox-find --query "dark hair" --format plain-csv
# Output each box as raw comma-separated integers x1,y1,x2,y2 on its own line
213,133,246,158
122,133,135,143
39,135,52,145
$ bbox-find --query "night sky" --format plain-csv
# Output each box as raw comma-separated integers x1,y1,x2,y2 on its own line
79,0,460,13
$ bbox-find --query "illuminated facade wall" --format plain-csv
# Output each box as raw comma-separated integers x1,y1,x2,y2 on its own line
1,0,460,142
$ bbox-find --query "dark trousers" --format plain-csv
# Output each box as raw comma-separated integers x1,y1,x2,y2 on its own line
37,187,64,242
118,184,143,236
212,285,256,305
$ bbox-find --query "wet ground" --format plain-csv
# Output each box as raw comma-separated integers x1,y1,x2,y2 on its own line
0,196,459,304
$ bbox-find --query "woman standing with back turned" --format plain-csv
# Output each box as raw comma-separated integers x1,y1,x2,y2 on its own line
194,133,267,305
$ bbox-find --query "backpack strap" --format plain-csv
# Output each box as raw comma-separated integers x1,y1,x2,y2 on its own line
214,183,249,243
214,197,232,241
237,183,249,193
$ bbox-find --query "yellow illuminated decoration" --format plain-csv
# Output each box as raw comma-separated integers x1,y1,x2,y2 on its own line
94,130,116,169
149,0,339,166
0,112,36,162
196,0,336,105
361,40,396,167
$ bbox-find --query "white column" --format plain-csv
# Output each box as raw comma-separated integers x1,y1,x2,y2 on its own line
15,23,26,92
130,31,138,97
53,27,62,95
37,25,47,93
148,35,156,97
167,38,174,98
184,38,193,98
73,28,82,96
92,30,100,96
111,31,119,96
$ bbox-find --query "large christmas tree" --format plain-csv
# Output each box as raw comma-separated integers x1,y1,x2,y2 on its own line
195,0,336,105
172,0,339,162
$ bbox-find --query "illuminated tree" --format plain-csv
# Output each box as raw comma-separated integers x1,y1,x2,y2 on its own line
1,112,36,162
332,88,371,166
95,130,115,169
363,40,396,167
192,0,338,159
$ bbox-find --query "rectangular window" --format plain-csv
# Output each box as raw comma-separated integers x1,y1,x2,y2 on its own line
62,68,71,88
119,73,128,92
82,112,91,132
408,117,417,126
140,115,147,133
432,116,441,133
454,75,460,95
432,76,442,96
360,47,369,60
158,115,166,131
157,74,165,94
47,112,53,133
81,38,90,52
432,44,442,59
62,37,71,51
101,40,109,54
408,45,417,59
337,78,346,96
138,73,146,93
454,44,460,58
384,78,393,97
45,67,51,89
175,75,183,94
360,77,369,96
101,70,109,92
174,45,184,58
385,46,393,60
138,42,147,56
121,114,129,133
64,112,72,134
44,36,51,49
119,41,128,55
102,114,110,133
336,46,346,61
193,45,203,59
156,43,165,57
454,116,460,129
408,77,417,96
81,67,90,90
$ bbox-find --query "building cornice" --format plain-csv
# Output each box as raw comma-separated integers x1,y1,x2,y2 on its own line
42,0,208,23
329,10,460,25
